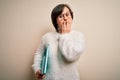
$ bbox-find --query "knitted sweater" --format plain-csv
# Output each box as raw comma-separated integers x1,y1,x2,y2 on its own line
32,30,85,80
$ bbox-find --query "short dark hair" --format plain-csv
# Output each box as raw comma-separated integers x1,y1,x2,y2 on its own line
51,4,73,32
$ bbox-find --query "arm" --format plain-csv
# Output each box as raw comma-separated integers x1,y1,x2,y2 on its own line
32,37,46,80
58,32,85,62
32,38,45,73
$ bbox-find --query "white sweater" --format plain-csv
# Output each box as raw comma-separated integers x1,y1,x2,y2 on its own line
32,30,85,80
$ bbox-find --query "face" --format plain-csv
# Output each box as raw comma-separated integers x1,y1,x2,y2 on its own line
56,7,73,32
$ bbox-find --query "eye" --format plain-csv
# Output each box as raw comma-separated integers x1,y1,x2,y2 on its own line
66,12,70,17
66,13,69,16
59,15,63,18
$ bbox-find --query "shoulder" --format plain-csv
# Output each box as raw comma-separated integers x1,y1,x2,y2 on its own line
41,31,58,41
71,30,84,38
71,30,85,43
43,32,55,37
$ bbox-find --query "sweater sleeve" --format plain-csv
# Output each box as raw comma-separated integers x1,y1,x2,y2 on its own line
58,32,85,62
32,37,45,73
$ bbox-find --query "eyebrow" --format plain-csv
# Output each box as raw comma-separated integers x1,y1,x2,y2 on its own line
61,11,70,15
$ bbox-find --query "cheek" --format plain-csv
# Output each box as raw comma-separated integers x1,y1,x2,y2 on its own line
68,18,72,24
57,19,63,26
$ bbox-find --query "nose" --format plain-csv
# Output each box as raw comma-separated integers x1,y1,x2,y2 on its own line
63,15,67,21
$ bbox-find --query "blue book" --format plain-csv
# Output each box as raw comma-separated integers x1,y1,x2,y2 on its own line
41,45,50,74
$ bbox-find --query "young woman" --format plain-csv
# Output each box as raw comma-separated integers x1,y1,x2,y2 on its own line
32,4,85,80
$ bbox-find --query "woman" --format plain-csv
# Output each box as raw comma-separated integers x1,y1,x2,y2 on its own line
32,4,85,80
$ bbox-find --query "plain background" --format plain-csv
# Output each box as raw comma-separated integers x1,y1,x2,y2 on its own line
0,0,120,80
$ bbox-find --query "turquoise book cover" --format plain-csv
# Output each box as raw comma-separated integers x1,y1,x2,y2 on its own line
41,45,50,74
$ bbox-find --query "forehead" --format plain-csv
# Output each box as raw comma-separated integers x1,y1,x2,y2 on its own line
61,7,70,14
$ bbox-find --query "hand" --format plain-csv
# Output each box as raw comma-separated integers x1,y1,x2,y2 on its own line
58,21,71,34
35,70,45,80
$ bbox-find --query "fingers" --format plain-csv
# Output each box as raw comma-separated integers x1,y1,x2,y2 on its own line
58,21,71,34
41,75,45,79
36,70,45,80
62,21,70,33
62,22,67,32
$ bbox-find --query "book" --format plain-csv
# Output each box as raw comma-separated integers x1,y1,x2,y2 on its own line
41,45,50,74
